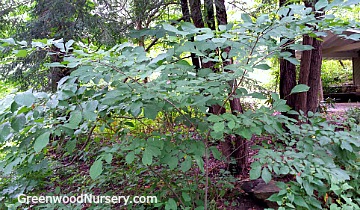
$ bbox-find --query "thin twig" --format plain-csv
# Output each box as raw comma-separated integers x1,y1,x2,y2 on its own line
54,125,96,170
147,165,185,207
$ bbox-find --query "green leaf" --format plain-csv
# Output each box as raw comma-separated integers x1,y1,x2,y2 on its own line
163,23,179,33
196,33,214,41
319,136,330,145
167,156,178,170
303,181,313,196
284,57,299,65
0,123,11,142
250,162,262,180
83,111,97,121
315,0,328,11
241,13,253,23
250,126,262,135
210,146,222,160
279,166,290,174
65,139,77,154
274,104,291,112
15,50,27,58
125,151,135,164
142,148,153,165
130,101,143,117
340,141,353,152
90,159,103,180
65,40,75,51
290,84,310,95
34,131,51,153
182,192,191,202
254,64,271,70
213,122,224,133
261,167,272,184
85,100,98,111
294,196,309,208
165,198,177,210
11,114,26,132
55,186,61,194
207,115,222,122
250,92,267,99
14,92,36,107
238,128,252,140
1,38,16,45
67,110,82,128
193,155,204,173
103,153,113,164
180,157,192,172
144,104,159,119
228,120,235,130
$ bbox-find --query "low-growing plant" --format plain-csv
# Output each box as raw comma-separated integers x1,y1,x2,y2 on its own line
256,112,360,209
346,107,360,124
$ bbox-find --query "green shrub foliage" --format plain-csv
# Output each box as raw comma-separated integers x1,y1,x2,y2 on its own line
0,2,360,209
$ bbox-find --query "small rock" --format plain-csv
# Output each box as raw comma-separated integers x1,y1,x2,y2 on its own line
240,179,280,209
253,180,280,209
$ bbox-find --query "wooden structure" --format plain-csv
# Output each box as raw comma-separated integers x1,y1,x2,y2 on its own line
322,29,360,87
295,29,360,102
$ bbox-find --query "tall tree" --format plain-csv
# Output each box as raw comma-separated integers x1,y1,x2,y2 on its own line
0,0,177,91
279,0,297,110
296,0,324,114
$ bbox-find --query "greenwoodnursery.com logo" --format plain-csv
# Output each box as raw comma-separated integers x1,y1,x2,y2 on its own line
18,193,158,205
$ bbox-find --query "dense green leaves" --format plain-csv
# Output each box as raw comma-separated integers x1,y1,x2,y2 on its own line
1,2,360,209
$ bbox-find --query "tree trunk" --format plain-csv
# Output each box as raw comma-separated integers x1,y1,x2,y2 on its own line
279,0,297,110
204,0,215,30
296,35,313,113
215,0,248,174
49,46,69,92
279,51,297,109
180,0,201,69
189,0,204,28
215,0,227,25
297,0,324,114
307,38,323,112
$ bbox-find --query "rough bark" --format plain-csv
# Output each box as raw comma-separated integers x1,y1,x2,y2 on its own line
296,35,313,113
204,0,215,30
296,0,324,114
307,38,323,112
189,0,204,28
180,0,191,22
215,0,227,25
49,46,70,92
279,47,297,109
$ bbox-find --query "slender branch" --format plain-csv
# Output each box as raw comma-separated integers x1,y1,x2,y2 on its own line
147,165,185,207
54,124,96,170
145,17,184,52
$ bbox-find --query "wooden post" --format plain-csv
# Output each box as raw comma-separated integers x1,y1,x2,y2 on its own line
353,57,360,87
